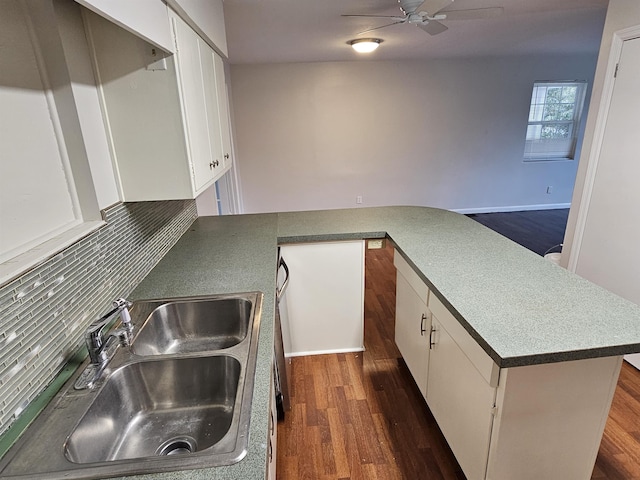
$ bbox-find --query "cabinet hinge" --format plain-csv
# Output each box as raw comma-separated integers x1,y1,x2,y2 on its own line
614,63,619,78
490,405,498,417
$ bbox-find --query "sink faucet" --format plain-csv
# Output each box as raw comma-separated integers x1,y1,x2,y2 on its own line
75,298,133,390
85,298,133,365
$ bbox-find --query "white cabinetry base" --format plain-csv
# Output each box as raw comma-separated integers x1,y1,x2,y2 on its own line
279,241,365,357
487,356,622,480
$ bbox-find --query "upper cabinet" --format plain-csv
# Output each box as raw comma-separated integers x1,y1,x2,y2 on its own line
85,10,232,201
166,0,228,57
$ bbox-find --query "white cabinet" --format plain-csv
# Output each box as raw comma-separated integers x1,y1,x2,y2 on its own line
394,251,431,398
486,355,622,480
85,10,232,201
214,53,233,171
394,248,623,480
427,294,498,480
267,364,278,480
395,248,498,480
172,14,216,192
279,241,365,356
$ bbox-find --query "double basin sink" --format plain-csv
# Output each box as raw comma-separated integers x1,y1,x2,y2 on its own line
0,292,262,479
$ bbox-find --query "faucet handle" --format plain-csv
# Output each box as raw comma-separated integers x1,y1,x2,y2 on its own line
114,297,133,335
113,297,132,310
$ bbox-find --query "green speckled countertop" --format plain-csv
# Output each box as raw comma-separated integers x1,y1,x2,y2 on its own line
125,206,640,479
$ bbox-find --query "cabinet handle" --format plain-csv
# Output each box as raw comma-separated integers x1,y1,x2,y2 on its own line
276,256,290,300
268,438,273,462
420,313,427,335
429,324,436,349
224,153,230,160
270,409,274,435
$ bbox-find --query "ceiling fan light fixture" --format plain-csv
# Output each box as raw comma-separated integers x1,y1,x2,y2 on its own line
349,38,382,53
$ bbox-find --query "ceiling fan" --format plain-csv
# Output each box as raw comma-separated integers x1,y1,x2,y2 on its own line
343,0,504,36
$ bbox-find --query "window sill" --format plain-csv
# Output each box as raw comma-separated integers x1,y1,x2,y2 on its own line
0,220,105,288
523,157,575,163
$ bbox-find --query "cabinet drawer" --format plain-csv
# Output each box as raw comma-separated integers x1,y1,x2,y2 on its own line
429,293,499,387
393,249,429,305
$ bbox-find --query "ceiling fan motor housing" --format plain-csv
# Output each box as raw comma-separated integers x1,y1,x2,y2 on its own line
399,0,426,15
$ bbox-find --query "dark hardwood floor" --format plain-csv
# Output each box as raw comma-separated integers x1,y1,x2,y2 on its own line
277,234,640,479
467,209,569,256
277,241,465,479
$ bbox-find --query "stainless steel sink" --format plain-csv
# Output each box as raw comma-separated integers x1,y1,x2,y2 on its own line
65,356,241,463
0,292,262,480
131,297,252,355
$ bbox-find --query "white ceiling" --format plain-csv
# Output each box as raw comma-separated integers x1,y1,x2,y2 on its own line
223,0,609,64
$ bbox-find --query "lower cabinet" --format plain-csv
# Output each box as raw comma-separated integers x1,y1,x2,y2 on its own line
394,248,623,480
394,252,431,398
267,364,278,479
427,307,497,480
395,248,498,480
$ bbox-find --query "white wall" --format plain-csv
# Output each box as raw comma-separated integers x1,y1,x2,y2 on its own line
231,55,598,214
562,0,640,267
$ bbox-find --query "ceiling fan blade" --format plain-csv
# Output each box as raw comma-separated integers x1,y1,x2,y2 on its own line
418,20,448,35
357,21,405,35
417,0,453,15
342,14,405,20
439,7,504,21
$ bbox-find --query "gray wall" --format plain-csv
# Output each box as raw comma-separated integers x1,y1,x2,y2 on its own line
231,54,598,214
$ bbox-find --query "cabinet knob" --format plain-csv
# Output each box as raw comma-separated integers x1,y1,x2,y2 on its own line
209,160,220,169
224,153,230,160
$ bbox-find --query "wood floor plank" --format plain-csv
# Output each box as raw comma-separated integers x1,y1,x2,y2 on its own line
327,407,351,478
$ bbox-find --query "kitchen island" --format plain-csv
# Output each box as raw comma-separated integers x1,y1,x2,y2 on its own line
77,207,640,478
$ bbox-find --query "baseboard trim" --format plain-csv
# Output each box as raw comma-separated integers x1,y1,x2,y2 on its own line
452,203,571,215
285,346,365,358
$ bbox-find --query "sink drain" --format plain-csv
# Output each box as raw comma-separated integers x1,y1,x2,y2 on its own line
156,436,197,456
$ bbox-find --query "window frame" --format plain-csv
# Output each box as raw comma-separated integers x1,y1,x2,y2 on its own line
523,80,588,162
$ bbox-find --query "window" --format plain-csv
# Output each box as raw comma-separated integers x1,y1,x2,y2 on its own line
524,81,587,161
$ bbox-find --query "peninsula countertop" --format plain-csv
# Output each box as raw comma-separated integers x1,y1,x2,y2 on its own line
128,206,640,479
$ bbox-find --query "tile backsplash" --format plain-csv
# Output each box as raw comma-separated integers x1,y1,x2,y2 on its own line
0,200,197,435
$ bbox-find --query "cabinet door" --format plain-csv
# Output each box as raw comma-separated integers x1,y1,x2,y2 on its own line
199,39,225,178
214,52,233,171
395,272,430,398
268,365,278,479
427,315,496,480
172,14,214,192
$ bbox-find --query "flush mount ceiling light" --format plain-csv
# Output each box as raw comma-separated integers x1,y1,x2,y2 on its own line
348,38,382,53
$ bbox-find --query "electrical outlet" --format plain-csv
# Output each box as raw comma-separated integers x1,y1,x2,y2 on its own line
356,196,363,204
546,186,553,194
